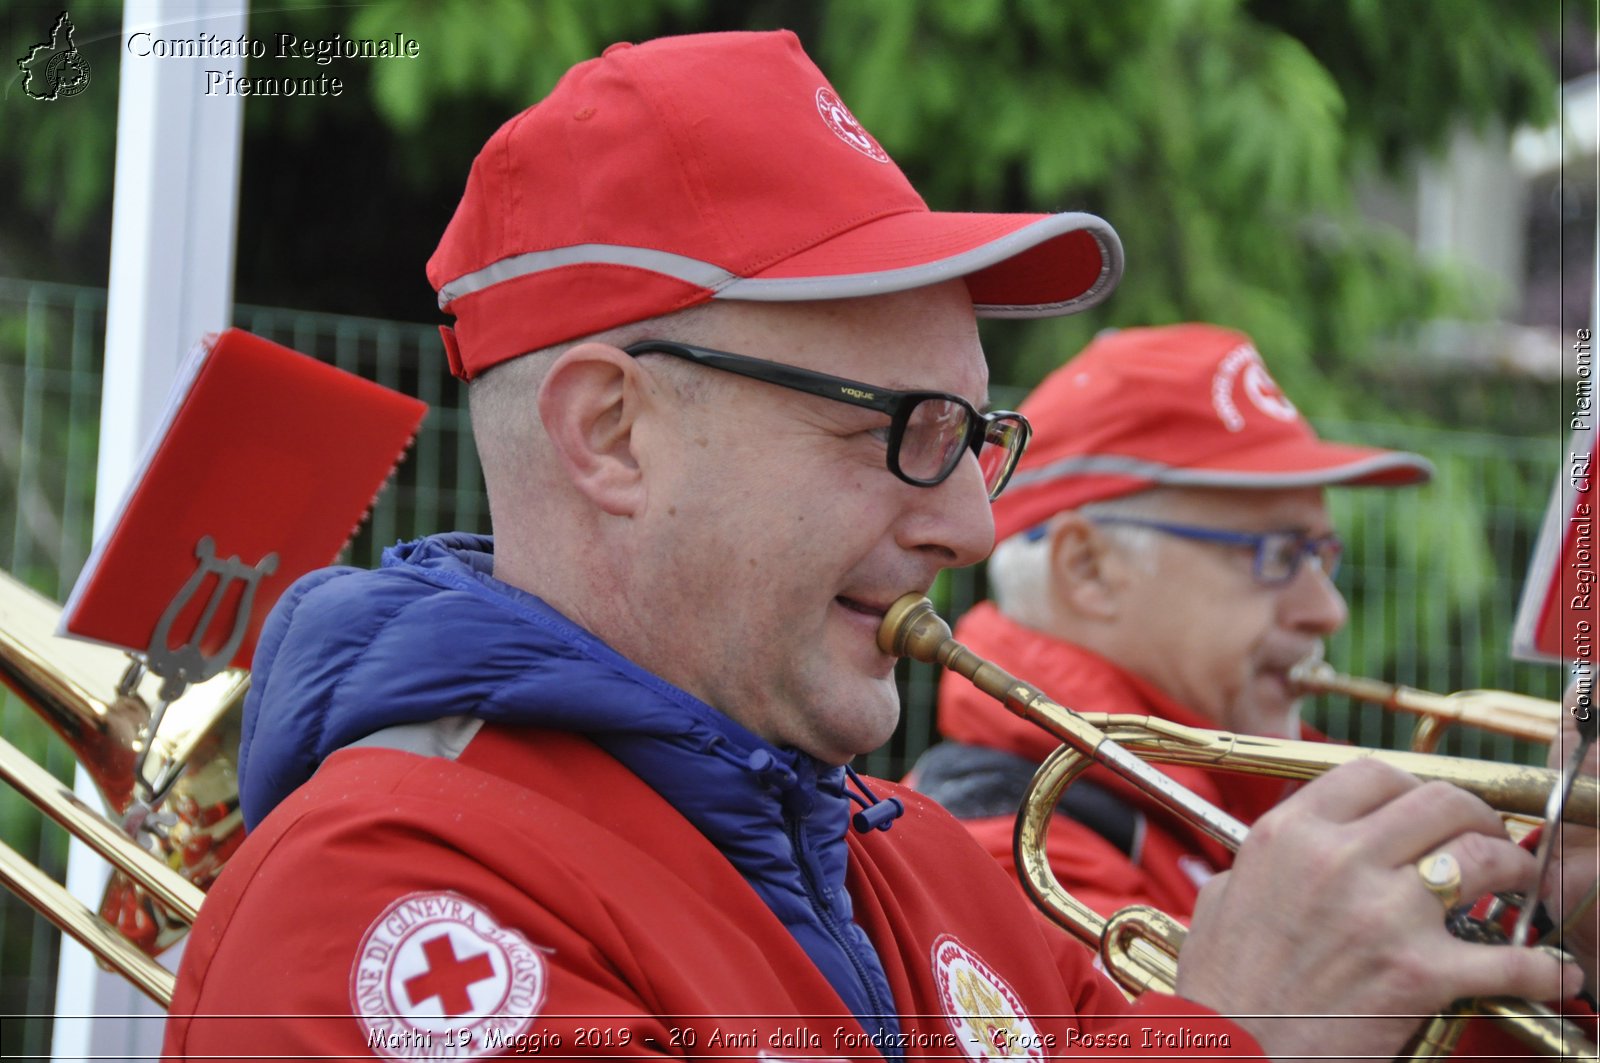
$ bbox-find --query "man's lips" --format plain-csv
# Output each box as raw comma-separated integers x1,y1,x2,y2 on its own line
836,595,890,618
836,591,931,665
1269,649,1325,691
1258,662,1317,706
835,596,901,657
1259,668,1295,694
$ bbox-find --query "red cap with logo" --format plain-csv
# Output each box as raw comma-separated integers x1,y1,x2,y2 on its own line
990,324,1434,543
427,31,1123,379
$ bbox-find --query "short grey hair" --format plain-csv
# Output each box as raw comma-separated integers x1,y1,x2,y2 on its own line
467,304,722,476
469,304,719,434
988,490,1176,627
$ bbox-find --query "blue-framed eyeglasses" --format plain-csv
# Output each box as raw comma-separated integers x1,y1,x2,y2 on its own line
624,340,1031,501
1072,517,1343,586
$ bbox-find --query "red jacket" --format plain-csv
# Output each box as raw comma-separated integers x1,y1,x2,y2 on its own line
920,602,1304,921
164,723,1256,1061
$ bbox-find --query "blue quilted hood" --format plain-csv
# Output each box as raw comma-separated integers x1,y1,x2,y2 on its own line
237,532,904,1039
241,532,823,828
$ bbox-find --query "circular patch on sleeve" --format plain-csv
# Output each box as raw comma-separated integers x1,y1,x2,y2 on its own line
350,890,546,1059
931,934,1046,1061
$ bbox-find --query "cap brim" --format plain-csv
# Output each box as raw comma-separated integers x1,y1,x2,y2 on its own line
721,211,1123,317
1006,440,1434,498
1159,437,1436,489
432,210,1123,380
995,438,1434,543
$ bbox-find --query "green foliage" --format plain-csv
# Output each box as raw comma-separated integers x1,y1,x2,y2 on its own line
0,0,1582,642
1252,0,1565,171
3,0,1576,377
351,0,707,132
1317,420,1568,765
794,0,1548,411
0,0,1577,720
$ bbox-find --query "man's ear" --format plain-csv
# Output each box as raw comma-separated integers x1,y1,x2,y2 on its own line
537,343,650,517
1047,512,1123,620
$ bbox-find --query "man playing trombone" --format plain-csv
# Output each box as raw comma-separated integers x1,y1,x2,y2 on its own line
911,322,1433,919
911,322,1597,1051
162,32,1594,1062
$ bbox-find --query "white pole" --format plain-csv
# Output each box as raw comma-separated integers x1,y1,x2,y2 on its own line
51,1,246,1058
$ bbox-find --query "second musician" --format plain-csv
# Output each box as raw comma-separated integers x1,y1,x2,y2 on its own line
910,323,1433,918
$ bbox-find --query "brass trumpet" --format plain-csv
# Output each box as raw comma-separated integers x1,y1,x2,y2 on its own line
1290,660,1564,753
879,594,1597,1059
0,569,250,1007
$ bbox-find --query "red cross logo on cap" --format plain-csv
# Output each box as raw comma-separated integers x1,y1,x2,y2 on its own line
815,87,889,163
403,933,495,1016
1241,361,1298,422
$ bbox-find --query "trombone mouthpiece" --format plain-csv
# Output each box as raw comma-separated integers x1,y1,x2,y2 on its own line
878,594,950,662
1287,658,1333,691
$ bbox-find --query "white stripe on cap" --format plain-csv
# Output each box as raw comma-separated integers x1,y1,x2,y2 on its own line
716,214,1122,315
1008,451,1435,492
437,244,739,308
436,213,1123,315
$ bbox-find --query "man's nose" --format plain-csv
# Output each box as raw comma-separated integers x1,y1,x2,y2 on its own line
898,451,996,570
1281,556,1349,635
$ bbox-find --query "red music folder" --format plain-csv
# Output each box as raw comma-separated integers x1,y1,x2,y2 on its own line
1512,427,1598,664
59,328,428,671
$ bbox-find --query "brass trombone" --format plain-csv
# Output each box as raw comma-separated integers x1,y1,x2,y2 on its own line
879,594,1597,1059
1290,660,1564,753
0,569,249,1007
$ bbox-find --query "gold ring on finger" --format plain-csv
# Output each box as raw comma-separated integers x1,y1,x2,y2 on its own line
1416,851,1463,912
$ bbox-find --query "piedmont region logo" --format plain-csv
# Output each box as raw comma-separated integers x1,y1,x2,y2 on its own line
931,935,1047,1060
18,11,91,101
351,891,547,1060
815,87,890,163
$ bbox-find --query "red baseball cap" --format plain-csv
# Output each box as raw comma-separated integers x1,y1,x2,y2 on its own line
427,31,1123,380
990,324,1434,543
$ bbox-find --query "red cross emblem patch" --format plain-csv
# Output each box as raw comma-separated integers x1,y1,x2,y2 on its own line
351,890,547,1059
931,935,1047,1061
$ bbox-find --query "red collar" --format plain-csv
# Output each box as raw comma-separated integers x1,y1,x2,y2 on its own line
936,602,1226,759
934,602,1318,828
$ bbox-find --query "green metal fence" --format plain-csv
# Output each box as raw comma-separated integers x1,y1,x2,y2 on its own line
0,277,1573,1052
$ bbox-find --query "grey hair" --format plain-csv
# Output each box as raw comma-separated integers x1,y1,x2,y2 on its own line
469,304,719,433
985,526,1058,629
988,489,1176,627
467,304,722,475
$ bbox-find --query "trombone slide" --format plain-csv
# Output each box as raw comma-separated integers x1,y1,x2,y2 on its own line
0,732,201,1007
1290,661,1563,751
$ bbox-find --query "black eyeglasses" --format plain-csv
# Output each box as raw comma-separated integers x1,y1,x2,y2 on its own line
1082,517,1344,587
624,340,1031,500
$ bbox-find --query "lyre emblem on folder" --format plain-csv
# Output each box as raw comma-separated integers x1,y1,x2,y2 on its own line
126,536,277,814
147,536,278,700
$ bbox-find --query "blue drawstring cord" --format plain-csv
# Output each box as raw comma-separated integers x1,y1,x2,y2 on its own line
844,764,904,833
748,750,903,833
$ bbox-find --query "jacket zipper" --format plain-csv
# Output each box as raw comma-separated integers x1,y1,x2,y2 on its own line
786,814,900,1056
